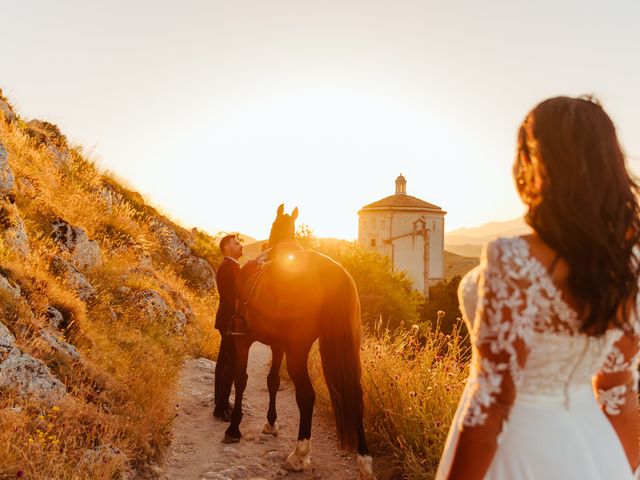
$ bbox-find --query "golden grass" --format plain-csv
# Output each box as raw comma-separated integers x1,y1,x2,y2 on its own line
0,111,219,478
310,320,469,480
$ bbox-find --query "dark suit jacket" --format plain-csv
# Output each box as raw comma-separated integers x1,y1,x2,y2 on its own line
215,257,241,331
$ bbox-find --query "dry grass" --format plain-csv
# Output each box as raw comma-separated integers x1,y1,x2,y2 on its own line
310,320,469,480
0,110,219,478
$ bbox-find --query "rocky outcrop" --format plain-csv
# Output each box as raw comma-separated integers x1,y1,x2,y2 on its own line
45,307,64,329
0,272,21,299
0,202,30,256
180,255,216,290
150,220,191,262
51,220,102,270
26,119,68,149
132,289,171,324
0,90,17,123
79,445,131,477
0,141,14,195
130,288,190,333
0,321,14,351
51,256,97,302
39,329,80,359
16,176,38,199
0,322,66,402
47,145,71,169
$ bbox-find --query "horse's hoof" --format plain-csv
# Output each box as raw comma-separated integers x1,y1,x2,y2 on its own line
263,421,279,436
221,433,241,444
357,454,376,480
284,439,311,471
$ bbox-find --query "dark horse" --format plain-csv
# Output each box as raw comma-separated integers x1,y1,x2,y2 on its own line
223,204,375,479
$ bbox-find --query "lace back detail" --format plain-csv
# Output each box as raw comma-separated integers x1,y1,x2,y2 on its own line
458,237,640,430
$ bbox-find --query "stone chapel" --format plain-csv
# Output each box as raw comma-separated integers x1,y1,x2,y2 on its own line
357,174,446,296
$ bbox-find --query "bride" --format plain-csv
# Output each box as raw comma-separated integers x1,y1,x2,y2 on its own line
436,96,640,479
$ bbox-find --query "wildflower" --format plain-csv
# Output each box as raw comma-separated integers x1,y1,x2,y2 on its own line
16,471,24,478
51,406,61,412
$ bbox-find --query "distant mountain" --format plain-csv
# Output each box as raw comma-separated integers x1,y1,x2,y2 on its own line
445,217,530,257
444,244,484,258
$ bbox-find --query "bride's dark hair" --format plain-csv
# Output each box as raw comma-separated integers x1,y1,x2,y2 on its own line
514,96,640,335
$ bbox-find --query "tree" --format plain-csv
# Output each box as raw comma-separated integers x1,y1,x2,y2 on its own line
419,275,464,335
315,239,422,331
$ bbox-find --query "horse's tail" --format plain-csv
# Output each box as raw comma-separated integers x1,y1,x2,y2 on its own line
318,269,364,451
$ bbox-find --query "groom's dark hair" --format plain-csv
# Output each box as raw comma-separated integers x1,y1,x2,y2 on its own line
219,234,238,254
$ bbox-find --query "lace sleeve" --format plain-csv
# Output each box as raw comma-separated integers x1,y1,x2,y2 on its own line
594,321,640,470
595,331,639,415
446,239,533,479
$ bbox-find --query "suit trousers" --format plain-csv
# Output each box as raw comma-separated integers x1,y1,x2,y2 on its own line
214,329,236,411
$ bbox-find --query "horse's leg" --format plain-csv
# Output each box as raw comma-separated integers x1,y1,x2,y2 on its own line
222,336,251,443
263,346,284,435
283,344,315,472
356,419,375,479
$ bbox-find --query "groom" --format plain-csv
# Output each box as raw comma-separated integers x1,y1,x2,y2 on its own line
213,234,243,421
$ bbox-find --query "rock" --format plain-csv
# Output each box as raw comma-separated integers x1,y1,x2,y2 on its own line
26,120,68,149
131,289,171,324
0,141,14,195
0,344,66,402
174,311,187,334
0,321,16,352
79,445,130,477
191,357,216,371
118,286,131,295
16,177,38,198
202,473,232,480
47,145,71,169
0,90,17,123
150,220,191,262
45,306,64,329
51,256,97,302
135,253,153,271
97,187,114,214
51,220,102,270
265,450,287,463
222,446,240,455
181,255,216,290
219,466,248,477
1,208,30,256
0,272,21,299
39,329,80,359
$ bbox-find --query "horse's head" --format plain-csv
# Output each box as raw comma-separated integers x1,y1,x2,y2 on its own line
267,204,298,248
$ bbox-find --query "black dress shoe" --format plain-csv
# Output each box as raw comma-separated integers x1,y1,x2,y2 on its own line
213,407,232,422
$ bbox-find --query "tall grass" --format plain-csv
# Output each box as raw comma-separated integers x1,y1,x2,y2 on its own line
310,319,469,479
0,106,219,478
362,321,468,478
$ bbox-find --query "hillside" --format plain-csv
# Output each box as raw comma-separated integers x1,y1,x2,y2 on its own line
0,89,222,478
442,250,479,280
445,216,530,256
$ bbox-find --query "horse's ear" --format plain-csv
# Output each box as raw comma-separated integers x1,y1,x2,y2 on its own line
276,204,284,216
291,207,299,220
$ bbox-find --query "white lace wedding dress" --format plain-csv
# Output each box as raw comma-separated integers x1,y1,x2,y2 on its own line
436,237,640,480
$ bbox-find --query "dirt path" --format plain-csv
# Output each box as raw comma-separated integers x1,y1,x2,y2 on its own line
161,343,361,480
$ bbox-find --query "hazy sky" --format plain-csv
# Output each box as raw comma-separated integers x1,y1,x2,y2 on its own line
2,0,639,239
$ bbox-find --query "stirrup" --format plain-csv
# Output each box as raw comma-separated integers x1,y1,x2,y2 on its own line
228,330,248,336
